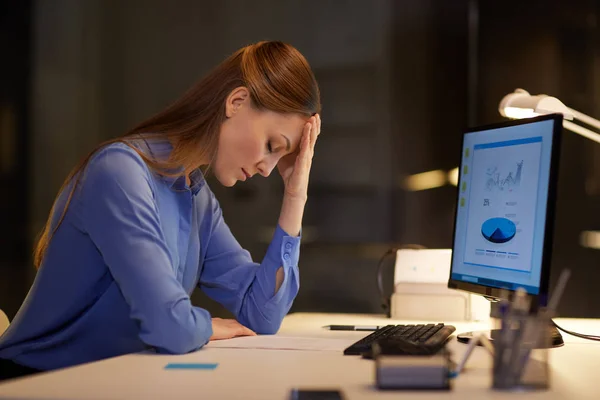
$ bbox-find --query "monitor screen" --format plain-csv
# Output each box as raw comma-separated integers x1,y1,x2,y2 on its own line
448,114,563,303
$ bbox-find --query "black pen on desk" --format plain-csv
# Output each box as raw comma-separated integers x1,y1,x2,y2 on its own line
323,325,382,331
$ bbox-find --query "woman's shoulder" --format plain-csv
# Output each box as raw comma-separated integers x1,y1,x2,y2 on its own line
83,141,154,187
94,140,144,159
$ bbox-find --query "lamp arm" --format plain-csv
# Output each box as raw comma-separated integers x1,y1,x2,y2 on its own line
563,120,600,145
567,108,600,131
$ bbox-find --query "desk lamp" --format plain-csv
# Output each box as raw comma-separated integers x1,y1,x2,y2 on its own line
499,88,600,143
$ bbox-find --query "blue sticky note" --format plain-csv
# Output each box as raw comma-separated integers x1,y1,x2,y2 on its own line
165,363,218,370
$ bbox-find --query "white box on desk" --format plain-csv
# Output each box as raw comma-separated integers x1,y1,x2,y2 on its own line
390,249,490,322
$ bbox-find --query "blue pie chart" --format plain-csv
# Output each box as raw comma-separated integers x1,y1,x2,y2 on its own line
481,217,516,244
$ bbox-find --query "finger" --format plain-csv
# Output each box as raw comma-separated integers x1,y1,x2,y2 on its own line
300,121,311,150
310,118,318,148
300,123,311,156
293,128,310,173
304,125,313,161
302,128,314,171
294,123,312,168
307,119,318,157
316,113,321,136
240,325,257,337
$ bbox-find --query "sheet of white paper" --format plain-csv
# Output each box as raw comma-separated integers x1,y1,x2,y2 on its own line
205,335,354,352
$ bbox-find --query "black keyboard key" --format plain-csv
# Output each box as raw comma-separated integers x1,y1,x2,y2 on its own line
424,325,456,347
407,324,431,341
343,325,395,355
400,325,421,338
418,324,443,342
394,325,411,336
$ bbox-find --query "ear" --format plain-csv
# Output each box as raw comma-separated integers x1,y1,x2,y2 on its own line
225,86,250,118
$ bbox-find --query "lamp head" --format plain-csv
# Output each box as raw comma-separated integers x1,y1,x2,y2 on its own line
499,88,574,120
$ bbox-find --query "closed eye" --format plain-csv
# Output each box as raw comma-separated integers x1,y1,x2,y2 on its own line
267,141,273,153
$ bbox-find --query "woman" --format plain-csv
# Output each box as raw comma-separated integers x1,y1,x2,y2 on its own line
0,41,321,380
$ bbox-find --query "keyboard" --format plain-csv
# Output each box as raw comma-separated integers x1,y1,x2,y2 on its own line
343,323,456,357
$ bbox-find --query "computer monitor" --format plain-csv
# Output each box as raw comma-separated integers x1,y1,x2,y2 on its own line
447,113,563,346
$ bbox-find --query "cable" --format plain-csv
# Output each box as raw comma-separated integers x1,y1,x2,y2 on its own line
376,247,398,317
552,320,600,342
376,244,426,317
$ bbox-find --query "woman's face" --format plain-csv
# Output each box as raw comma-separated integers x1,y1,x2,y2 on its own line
214,88,307,187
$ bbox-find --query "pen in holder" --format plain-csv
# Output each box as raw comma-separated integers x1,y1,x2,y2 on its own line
492,308,551,391
492,270,571,391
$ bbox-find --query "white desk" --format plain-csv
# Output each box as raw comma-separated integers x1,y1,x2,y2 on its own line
0,313,599,399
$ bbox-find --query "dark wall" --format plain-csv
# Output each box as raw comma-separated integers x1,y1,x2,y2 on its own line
0,1,32,320
390,0,469,247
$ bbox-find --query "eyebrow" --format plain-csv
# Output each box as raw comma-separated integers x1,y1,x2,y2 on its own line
280,134,291,152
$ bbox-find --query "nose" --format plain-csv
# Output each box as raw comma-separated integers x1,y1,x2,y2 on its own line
257,158,278,177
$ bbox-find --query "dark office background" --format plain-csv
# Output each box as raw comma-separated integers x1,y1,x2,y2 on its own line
1,0,599,321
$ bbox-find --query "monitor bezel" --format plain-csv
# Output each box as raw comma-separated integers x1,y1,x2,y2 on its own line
447,113,563,309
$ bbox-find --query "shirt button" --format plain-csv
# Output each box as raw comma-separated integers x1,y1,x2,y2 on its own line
283,253,291,261
285,243,292,250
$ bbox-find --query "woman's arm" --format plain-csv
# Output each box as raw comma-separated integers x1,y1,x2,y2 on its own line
274,196,305,292
276,114,321,290
198,190,301,335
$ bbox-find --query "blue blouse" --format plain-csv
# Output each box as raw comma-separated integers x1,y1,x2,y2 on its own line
0,139,301,370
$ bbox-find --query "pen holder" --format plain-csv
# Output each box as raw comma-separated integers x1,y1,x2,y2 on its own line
492,312,551,391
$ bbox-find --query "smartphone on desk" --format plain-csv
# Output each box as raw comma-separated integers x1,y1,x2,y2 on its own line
290,389,344,400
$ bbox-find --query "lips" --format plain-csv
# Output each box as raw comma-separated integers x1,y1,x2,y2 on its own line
242,168,251,179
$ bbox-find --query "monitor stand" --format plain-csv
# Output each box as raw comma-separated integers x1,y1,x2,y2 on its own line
456,325,564,348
